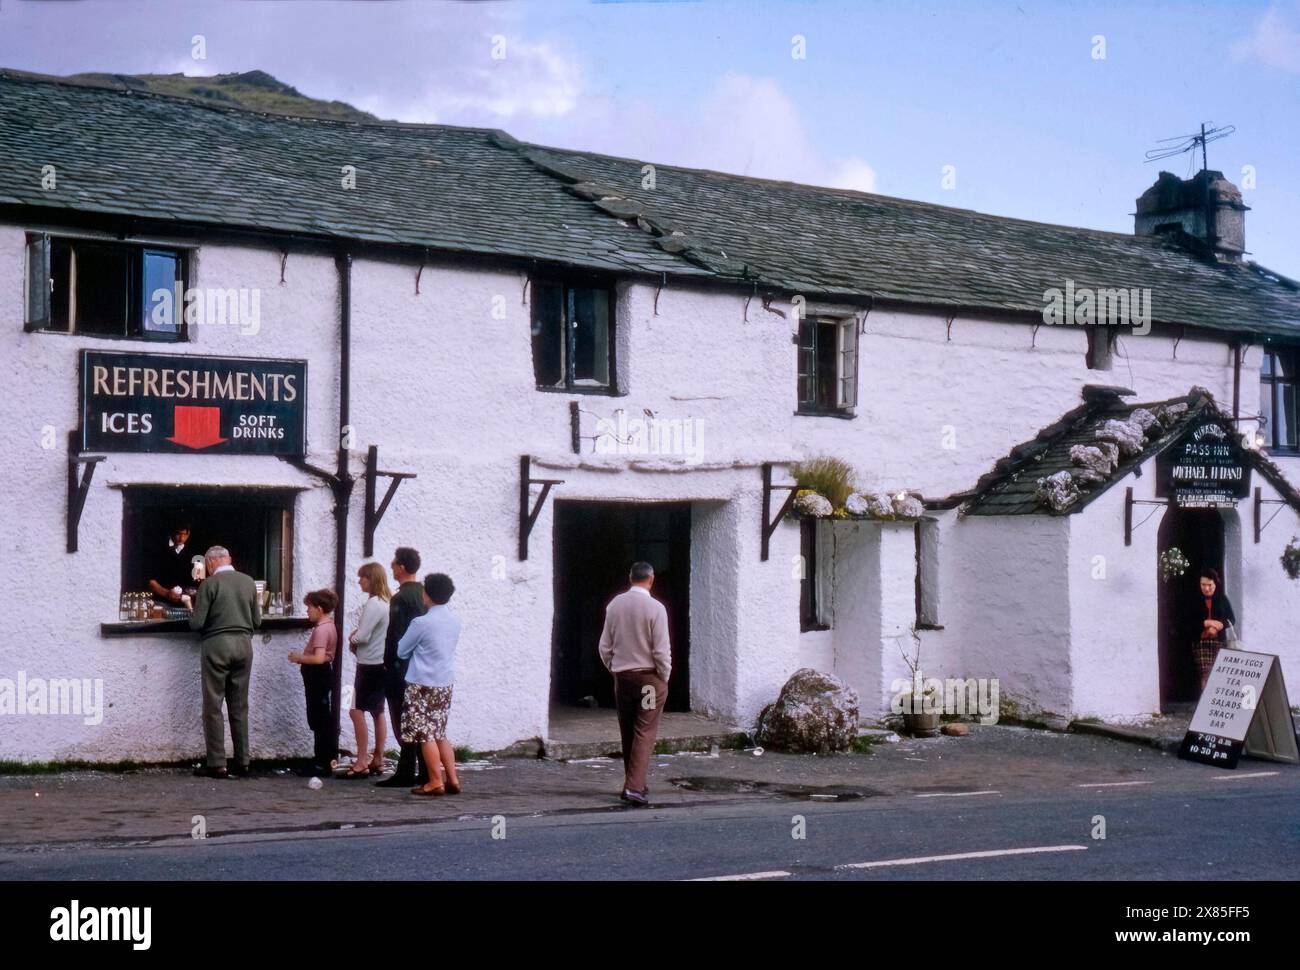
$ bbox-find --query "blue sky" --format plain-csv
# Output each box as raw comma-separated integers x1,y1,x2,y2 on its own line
2,0,1297,275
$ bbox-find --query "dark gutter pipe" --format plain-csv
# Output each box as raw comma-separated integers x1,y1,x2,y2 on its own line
1232,342,1242,418
329,251,355,763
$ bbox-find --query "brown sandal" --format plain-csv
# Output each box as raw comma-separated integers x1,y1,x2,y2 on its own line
444,781,461,795
410,784,446,796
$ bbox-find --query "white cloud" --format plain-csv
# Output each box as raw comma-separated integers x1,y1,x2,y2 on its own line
1231,3,1300,73
516,72,877,194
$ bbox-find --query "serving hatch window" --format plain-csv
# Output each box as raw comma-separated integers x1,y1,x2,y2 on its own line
119,486,297,613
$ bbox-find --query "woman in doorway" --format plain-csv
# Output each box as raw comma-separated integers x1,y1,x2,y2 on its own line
344,562,391,778
1192,568,1236,693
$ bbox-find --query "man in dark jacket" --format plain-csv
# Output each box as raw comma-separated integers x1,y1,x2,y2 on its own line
189,545,262,778
375,546,430,787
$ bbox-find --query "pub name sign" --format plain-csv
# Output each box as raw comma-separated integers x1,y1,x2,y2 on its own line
79,350,307,456
1156,418,1250,508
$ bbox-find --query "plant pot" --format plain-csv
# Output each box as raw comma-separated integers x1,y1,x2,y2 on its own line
903,711,941,738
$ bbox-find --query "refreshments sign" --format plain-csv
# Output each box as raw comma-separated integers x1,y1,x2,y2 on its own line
1179,648,1298,769
1156,419,1249,507
79,350,307,456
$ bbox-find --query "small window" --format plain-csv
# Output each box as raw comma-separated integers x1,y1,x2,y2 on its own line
1261,348,1298,452
915,519,941,629
800,519,833,631
797,317,858,414
121,486,296,614
24,234,186,341
531,279,615,392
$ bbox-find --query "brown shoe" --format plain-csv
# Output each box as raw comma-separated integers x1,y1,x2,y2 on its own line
193,766,229,779
445,781,461,795
410,784,446,796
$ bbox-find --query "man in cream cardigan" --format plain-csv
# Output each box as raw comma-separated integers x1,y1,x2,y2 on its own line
598,561,672,807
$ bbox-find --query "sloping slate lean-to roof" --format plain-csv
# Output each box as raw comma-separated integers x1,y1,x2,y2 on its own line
960,387,1300,516
2,70,1299,337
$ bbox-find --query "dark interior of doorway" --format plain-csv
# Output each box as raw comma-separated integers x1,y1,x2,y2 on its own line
552,501,690,711
1157,506,1226,707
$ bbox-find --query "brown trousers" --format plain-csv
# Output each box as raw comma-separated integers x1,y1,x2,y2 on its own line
614,669,667,794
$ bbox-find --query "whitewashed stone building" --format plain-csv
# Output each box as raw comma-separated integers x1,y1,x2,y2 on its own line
2,70,1298,762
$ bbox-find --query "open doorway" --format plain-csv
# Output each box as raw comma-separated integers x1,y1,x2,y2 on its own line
551,501,691,711
1157,505,1226,708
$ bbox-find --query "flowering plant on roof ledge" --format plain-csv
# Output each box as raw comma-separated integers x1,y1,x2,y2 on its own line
1281,538,1300,581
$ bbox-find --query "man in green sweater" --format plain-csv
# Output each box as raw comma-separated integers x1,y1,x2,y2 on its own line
189,545,262,779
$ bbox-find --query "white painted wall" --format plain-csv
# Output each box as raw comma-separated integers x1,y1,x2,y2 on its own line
1,218,1295,763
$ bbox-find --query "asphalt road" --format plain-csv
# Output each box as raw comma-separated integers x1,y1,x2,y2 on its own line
3,767,1296,881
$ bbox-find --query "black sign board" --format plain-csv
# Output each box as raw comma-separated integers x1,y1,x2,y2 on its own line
1156,419,1250,507
80,350,307,456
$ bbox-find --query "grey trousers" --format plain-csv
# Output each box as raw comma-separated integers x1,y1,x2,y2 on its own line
200,632,253,768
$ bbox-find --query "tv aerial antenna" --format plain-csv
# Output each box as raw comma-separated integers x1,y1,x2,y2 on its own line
1145,122,1235,174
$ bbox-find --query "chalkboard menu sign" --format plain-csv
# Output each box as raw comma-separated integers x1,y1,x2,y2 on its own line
80,350,307,456
1156,419,1250,507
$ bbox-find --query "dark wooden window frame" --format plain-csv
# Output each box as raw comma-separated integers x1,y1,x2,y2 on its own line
24,232,190,342
796,315,858,417
1261,347,1299,454
530,274,619,395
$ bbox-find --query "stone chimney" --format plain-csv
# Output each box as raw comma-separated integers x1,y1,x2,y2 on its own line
1134,170,1248,260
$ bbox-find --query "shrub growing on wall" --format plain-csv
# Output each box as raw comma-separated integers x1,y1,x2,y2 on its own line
792,456,856,511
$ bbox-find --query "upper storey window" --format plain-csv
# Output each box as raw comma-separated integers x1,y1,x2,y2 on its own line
531,279,616,393
797,316,858,416
25,234,186,341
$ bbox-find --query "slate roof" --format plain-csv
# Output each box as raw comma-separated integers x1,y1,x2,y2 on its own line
960,387,1300,516
3,69,1300,338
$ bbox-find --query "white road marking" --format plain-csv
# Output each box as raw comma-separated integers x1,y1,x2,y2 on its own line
690,870,791,881
1076,780,1153,788
1211,771,1279,781
836,845,1087,870
914,790,1001,798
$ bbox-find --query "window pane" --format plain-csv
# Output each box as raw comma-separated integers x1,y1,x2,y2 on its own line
571,286,611,387
838,320,857,407
816,321,838,408
1261,351,1275,377
73,242,130,336
1261,377,1275,446
531,281,565,387
797,320,816,406
141,250,181,337
49,238,72,332
1282,383,1297,449
1278,352,1297,380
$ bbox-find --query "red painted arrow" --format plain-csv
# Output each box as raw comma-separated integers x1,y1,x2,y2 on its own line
167,406,227,450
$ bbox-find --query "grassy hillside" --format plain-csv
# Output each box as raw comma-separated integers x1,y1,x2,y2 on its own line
66,69,381,122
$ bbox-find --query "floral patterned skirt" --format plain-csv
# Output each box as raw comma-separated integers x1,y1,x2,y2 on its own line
401,683,453,743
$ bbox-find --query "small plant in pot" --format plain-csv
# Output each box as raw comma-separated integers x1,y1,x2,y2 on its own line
897,630,942,738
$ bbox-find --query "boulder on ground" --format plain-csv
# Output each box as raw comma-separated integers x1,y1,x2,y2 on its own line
755,668,860,754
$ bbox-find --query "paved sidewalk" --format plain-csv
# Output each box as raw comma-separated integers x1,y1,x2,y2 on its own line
0,723,1260,852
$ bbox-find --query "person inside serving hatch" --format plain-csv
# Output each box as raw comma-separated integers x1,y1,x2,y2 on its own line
149,521,197,607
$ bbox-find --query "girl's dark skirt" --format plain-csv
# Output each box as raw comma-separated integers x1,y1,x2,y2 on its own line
352,663,386,718
401,683,453,743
